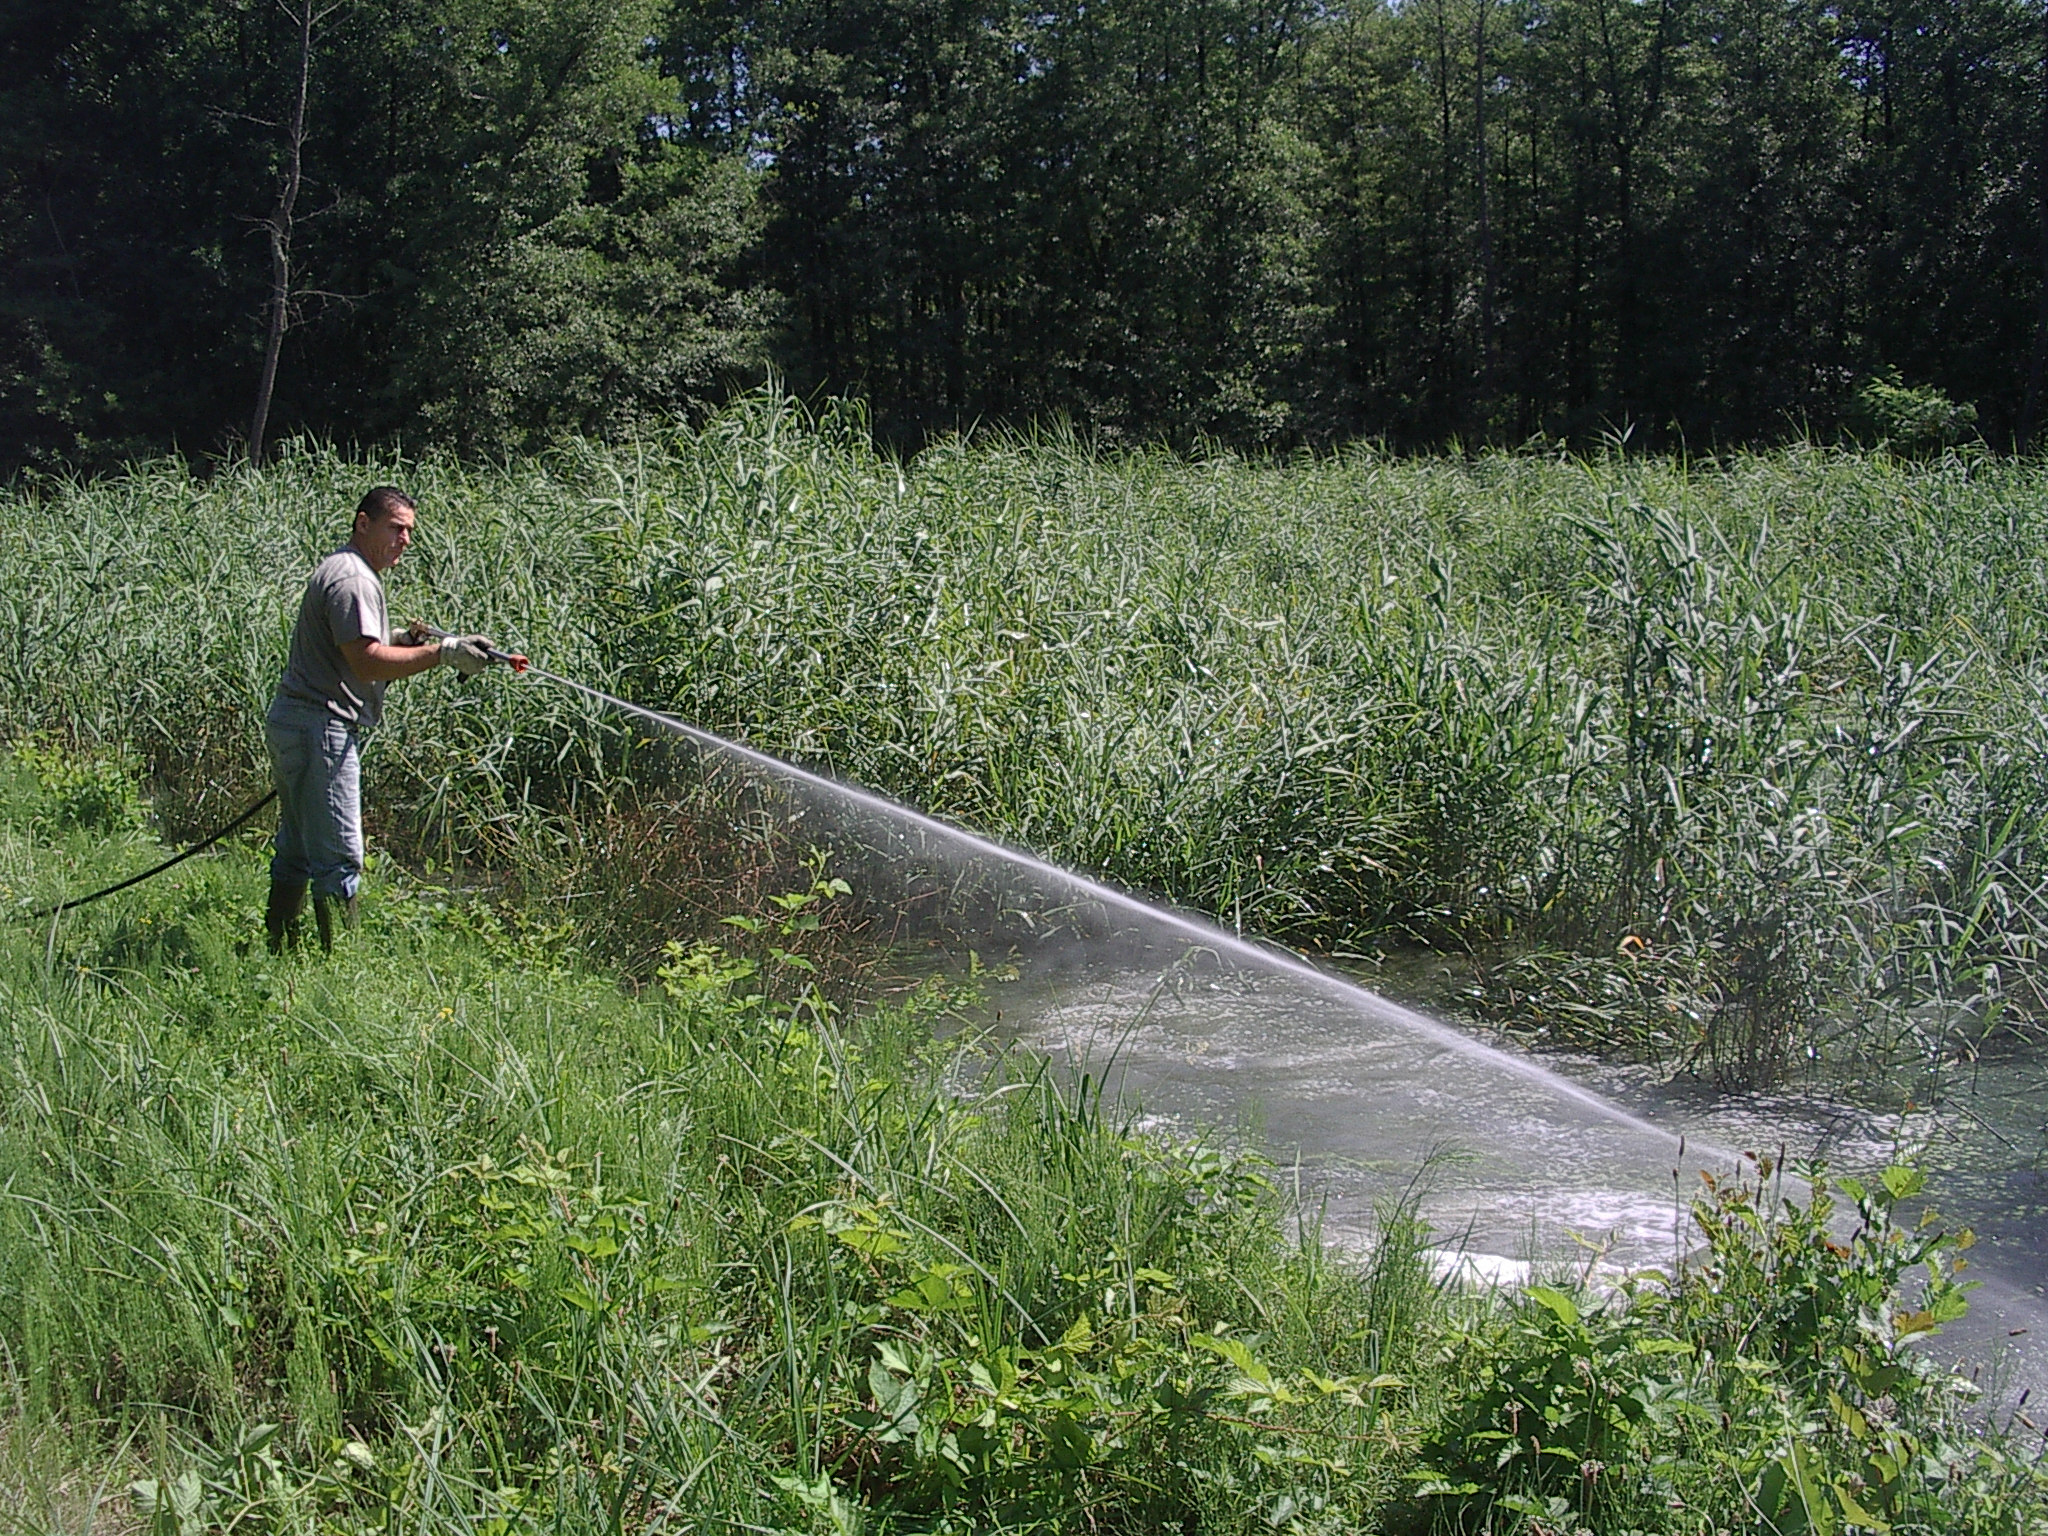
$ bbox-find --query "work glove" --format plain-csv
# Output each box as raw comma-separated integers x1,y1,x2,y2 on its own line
439,633,494,677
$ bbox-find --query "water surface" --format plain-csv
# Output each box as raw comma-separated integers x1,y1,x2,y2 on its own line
531,683,2048,1400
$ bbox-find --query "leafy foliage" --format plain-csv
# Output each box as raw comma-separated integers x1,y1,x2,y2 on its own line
1416,1161,2044,1535
1849,374,1983,455
3,0,2043,468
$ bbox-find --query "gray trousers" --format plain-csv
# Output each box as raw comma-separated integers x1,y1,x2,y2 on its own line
264,698,363,899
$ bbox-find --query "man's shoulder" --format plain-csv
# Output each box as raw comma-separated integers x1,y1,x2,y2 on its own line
309,547,378,592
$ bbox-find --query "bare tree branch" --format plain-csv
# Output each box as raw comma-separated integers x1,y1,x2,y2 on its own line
248,0,344,465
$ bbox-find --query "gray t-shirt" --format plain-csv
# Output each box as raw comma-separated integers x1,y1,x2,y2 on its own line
276,547,391,728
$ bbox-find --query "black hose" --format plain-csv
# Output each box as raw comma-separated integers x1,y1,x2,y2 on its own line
15,790,277,923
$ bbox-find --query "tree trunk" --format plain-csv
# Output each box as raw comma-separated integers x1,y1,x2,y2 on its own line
249,1,317,467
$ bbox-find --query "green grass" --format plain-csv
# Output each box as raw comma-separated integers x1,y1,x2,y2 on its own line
0,749,1419,1532
7,389,2048,1091
2,749,2044,1534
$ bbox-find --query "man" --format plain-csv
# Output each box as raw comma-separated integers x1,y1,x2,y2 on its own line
264,486,494,954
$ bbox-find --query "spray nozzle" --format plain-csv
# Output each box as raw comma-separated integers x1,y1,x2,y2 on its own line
416,622,528,673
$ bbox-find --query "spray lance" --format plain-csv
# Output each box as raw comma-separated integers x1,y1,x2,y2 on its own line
411,624,733,749
417,623,530,676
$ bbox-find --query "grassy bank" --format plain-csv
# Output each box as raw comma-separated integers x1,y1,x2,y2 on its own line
8,392,2048,1085
3,750,2044,1534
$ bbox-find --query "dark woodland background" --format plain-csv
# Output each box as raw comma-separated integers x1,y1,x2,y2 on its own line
4,0,2042,471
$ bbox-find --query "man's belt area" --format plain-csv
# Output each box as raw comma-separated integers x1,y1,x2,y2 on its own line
275,688,366,728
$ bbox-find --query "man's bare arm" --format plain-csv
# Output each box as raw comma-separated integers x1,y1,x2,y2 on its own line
341,635,443,683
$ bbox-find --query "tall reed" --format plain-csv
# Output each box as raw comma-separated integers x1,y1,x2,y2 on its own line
7,394,2047,1084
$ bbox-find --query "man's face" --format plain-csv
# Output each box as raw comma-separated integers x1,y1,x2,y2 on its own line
353,505,416,573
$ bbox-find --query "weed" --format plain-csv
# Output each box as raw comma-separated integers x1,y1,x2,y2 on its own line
1413,1160,2045,1534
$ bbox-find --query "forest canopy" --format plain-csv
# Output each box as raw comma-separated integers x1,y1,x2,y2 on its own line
2,0,2041,471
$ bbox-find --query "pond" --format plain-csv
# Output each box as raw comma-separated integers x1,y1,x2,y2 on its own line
970,944,2048,1406
634,709,2048,1406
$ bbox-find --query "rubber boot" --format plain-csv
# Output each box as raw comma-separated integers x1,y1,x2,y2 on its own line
265,878,307,955
312,892,358,955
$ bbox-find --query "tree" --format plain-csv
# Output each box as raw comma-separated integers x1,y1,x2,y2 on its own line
0,0,275,468
249,0,341,467
3,0,2044,465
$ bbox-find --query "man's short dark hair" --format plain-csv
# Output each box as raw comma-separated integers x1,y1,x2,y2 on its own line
355,486,416,523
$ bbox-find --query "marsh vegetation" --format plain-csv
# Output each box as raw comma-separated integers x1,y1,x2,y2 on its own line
9,393,2048,1091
